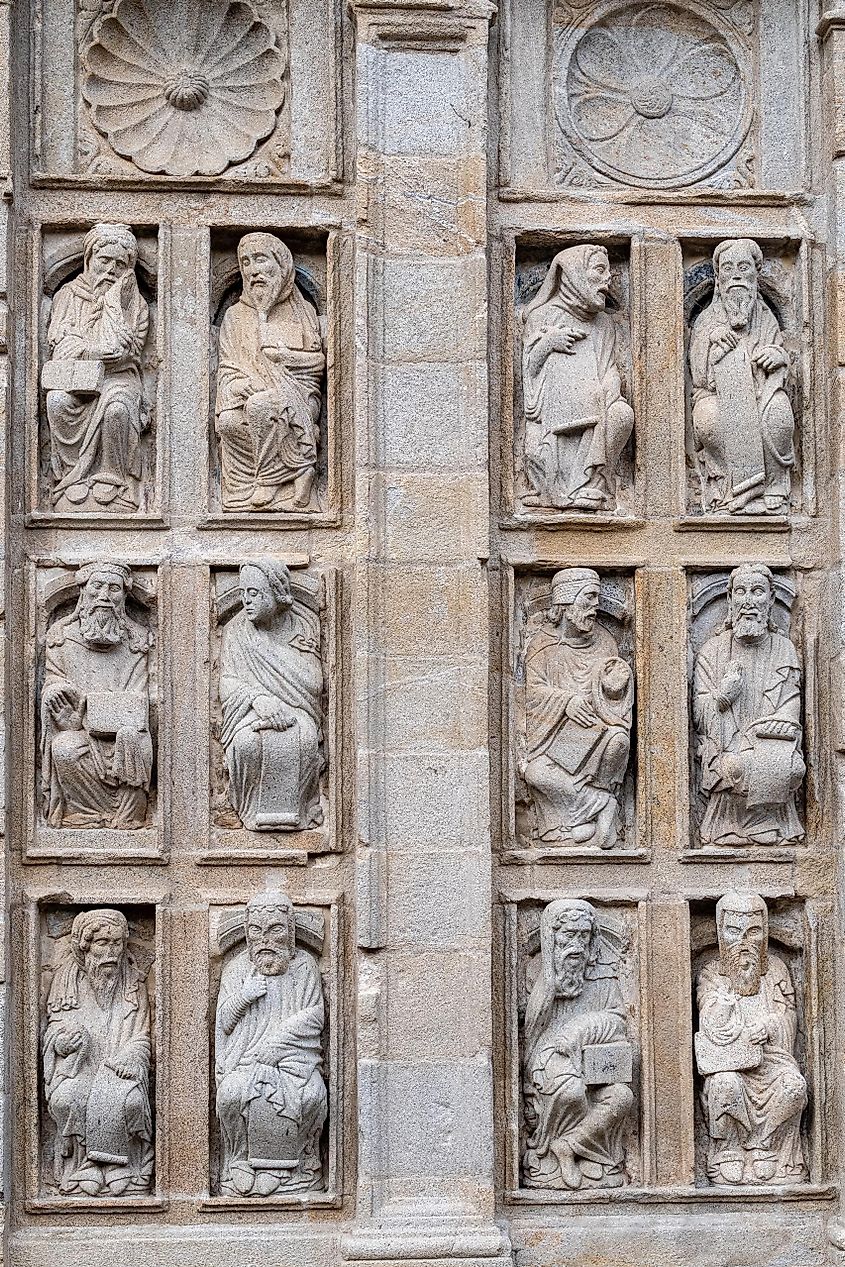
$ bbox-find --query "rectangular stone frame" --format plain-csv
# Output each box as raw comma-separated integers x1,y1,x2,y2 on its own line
21,556,171,864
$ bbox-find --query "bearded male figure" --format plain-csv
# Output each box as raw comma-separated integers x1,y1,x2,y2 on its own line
219,559,323,831
520,244,634,513
693,563,804,848
40,562,154,829
215,232,325,512
689,239,795,515
43,223,151,512
42,908,153,1197
523,899,633,1191
215,892,327,1196
522,568,632,850
695,892,807,1186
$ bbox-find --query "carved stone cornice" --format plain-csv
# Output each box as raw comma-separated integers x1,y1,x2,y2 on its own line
348,0,495,50
818,6,845,39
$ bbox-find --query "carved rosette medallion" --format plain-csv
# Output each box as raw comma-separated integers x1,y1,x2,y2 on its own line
554,2,751,189
81,0,288,177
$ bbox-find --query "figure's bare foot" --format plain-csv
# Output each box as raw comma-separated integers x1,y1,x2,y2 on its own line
552,1141,582,1190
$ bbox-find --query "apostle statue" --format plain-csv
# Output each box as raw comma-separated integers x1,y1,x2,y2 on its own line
695,892,807,1186
40,562,154,829
42,908,153,1197
688,239,795,515
523,899,633,1190
42,223,151,513
521,568,633,850
692,564,804,848
520,244,634,513
215,232,326,513
215,892,327,1196
219,560,324,831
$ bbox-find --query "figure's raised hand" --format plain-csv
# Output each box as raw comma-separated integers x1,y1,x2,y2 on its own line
718,663,743,705
548,326,585,356
241,975,267,1005
710,326,739,362
752,345,787,374
565,695,599,728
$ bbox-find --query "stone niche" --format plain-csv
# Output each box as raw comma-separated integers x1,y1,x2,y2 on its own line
502,895,644,1196
32,223,162,524
29,901,158,1208
206,895,341,1207
207,561,342,864
207,228,344,525
689,894,821,1190
686,565,819,860
503,565,639,862
682,236,809,523
498,0,810,195
505,235,637,525
30,0,343,188
28,560,162,863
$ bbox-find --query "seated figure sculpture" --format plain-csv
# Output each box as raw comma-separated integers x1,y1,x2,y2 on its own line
695,891,807,1186
520,244,634,513
215,232,325,512
523,899,634,1190
693,563,804,848
219,559,324,831
215,891,327,1196
689,238,795,515
522,568,633,850
43,908,153,1197
43,223,150,513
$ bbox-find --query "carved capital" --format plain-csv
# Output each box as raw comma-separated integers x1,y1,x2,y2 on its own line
818,6,845,39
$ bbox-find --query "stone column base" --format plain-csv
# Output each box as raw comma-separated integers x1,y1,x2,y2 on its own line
341,1209,512,1267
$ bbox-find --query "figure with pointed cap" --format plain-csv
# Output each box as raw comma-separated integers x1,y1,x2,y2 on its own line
521,568,633,850
40,562,154,829
215,891,327,1195
523,899,633,1190
215,232,325,512
688,239,795,515
520,244,634,512
43,223,151,512
692,563,804,848
42,907,153,1197
695,891,807,1186
219,560,324,831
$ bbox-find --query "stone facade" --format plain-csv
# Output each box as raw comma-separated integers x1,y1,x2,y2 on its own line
3,2,845,1267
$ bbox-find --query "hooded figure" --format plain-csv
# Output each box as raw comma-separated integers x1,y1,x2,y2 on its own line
44,223,150,512
523,899,633,1191
215,232,325,512
42,908,153,1197
520,245,634,512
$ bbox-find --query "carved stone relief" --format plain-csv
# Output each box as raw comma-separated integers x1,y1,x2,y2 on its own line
79,0,290,179
212,561,326,836
39,224,159,516
37,562,157,831
689,565,804,851
692,892,808,1187
552,2,754,190
685,239,799,517
40,904,155,1198
515,243,634,517
515,898,638,1191
211,232,327,516
512,568,635,855
212,892,328,1197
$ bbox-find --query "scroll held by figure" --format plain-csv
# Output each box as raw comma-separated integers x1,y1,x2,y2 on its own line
522,899,634,1191
215,233,325,513
42,224,152,513
688,239,795,515
520,245,633,514
521,568,633,851
42,908,154,1197
695,892,807,1186
40,562,154,830
219,560,324,832
692,564,804,849
215,892,327,1196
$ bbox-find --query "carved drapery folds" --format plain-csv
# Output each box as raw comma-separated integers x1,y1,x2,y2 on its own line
693,892,808,1187
40,905,155,1199
213,892,328,1196
38,561,157,832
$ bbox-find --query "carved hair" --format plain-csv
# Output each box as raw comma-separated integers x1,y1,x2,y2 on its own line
520,244,610,326
71,907,129,957
716,890,769,977
713,238,763,273
245,890,295,949
75,561,133,592
724,562,775,630
82,222,138,269
237,231,296,302
239,558,293,609
550,567,600,609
